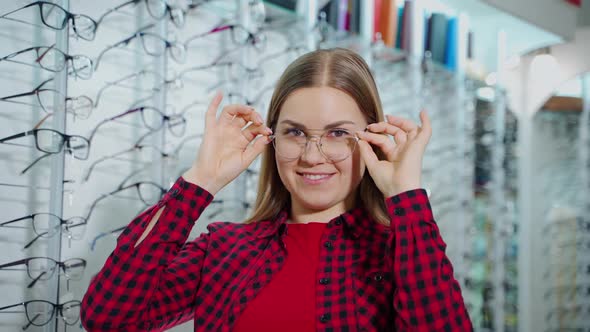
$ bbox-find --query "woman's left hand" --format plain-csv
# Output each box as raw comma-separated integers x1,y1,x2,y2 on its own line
356,111,432,198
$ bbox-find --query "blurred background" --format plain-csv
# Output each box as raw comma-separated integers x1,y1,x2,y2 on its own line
0,0,588,331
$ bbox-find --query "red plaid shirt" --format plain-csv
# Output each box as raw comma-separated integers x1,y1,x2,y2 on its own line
81,177,472,331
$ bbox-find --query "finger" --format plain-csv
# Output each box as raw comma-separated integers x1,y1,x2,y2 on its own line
357,131,395,160
242,122,273,141
220,105,261,126
205,91,223,128
366,123,407,146
242,134,272,166
386,114,419,133
366,121,404,137
417,110,432,144
356,139,379,172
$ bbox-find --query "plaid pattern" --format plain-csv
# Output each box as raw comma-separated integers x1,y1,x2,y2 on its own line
81,177,472,331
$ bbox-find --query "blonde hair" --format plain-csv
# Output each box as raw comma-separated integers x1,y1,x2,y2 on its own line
244,48,389,226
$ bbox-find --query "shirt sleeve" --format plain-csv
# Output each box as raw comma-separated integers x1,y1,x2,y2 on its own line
386,189,473,332
81,177,214,332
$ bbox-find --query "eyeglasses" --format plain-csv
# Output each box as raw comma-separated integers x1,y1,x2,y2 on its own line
0,45,93,79
93,69,167,108
95,24,186,70
269,127,361,163
0,300,81,329
0,257,86,288
88,106,186,143
0,128,90,174
83,143,174,182
0,78,65,113
85,181,167,224
184,23,267,51
97,0,185,29
0,1,97,41
0,213,86,249
0,78,93,119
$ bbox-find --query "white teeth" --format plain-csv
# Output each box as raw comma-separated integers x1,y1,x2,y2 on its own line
302,174,330,180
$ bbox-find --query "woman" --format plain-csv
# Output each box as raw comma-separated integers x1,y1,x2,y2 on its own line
81,48,472,331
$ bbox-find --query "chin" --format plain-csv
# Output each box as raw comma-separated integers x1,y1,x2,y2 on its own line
291,188,344,211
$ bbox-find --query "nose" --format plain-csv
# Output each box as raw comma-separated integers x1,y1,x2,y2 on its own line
300,136,326,165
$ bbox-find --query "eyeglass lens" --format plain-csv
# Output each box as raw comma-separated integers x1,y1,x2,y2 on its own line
273,128,358,162
35,47,66,72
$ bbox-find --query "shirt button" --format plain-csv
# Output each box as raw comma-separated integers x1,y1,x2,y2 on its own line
324,241,333,249
394,207,405,216
319,278,330,285
374,274,383,281
319,314,331,323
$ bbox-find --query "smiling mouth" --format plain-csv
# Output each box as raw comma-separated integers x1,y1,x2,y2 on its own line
297,172,335,183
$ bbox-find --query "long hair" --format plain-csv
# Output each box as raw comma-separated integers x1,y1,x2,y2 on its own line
244,48,389,226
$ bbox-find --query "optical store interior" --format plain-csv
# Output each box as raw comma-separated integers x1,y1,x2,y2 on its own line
0,0,588,331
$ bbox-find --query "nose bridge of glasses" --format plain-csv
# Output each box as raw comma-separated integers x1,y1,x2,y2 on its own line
300,134,327,159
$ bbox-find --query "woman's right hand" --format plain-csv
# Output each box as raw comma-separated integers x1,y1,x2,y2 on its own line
182,91,273,195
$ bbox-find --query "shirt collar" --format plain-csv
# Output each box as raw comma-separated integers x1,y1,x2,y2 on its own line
255,206,368,240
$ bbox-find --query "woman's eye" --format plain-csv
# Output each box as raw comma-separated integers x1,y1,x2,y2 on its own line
285,128,304,136
328,129,350,137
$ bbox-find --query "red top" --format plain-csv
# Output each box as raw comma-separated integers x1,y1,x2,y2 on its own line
233,222,328,331
81,177,473,332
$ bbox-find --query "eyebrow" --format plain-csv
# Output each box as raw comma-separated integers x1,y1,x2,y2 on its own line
279,120,356,129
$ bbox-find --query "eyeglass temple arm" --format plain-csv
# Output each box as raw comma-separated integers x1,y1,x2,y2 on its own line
0,47,38,63
0,130,34,144
22,312,43,330
90,224,128,250
95,22,154,70
88,107,143,142
0,90,38,101
35,44,56,63
0,302,25,311
66,259,87,269
95,0,137,26
0,215,33,226
24,231,48,249
84,146,137,181
21,153,52,175
27,271,47,289
94,69,152,107
0,77,53,100
0,2,37,19
0,258,27,269
94,35,136,71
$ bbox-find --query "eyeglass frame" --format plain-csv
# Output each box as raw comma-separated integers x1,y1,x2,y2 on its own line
85,181,167,224
268,124,365,163
0,45,93,79
0,1,98,41
95,24,185,70
96,0,185,29
0,257,87,288
0,213,87,249
0,300,81,328
0,128,91,174
87,106,187,143
184,23,267,51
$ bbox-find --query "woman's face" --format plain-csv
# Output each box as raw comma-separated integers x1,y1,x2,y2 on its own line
274,86,368,214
